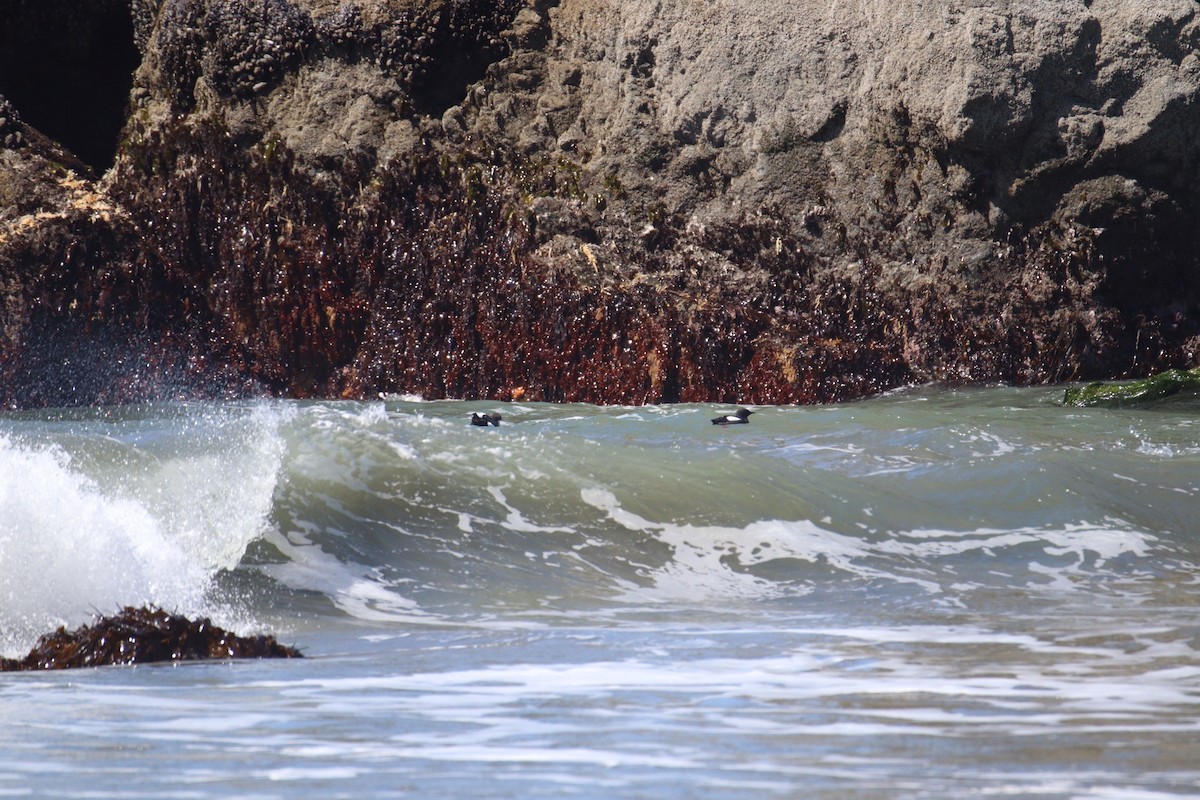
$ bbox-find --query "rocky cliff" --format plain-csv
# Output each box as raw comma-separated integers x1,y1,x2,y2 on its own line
1,0,1197,407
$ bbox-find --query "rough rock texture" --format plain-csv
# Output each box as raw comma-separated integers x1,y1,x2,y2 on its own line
1,0,1199,407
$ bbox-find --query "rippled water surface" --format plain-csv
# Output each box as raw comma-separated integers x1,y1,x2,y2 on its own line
2,387,1198,798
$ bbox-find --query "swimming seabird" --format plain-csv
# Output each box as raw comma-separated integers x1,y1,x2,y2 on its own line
711,408,754,425
470,412,502,427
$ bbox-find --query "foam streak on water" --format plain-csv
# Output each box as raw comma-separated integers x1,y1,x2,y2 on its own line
1,387,1199,799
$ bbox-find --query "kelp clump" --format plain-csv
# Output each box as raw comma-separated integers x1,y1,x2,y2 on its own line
0,606,302,671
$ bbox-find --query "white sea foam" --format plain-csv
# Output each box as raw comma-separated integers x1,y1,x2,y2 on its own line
241,625,1200,747
259,528,431,624
0,405,285,656
0,437,206,654
489,486,574,534
580,488,1158,605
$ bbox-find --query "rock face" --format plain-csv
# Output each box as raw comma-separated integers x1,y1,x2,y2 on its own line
1,0,1198,407
0,0,139,171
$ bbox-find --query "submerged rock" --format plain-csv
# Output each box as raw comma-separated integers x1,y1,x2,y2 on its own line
1063,367,1200,408
0,606,302,671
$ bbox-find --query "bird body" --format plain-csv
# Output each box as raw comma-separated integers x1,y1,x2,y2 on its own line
711,408,753,425
471,412,502,427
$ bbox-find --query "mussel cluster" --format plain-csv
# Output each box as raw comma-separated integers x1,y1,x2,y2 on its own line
375,7,440,87
315,2,364,54
363,0,525,110
154,0,314,106
154,0,207,110
152,0,528,111
130,0,163,51
205,0,314,98
0,93,25,149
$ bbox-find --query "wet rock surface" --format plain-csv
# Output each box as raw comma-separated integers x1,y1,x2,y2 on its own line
0,606,302,671
1,0,1198,408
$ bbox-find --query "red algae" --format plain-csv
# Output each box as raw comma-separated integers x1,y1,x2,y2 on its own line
0,114,1189,409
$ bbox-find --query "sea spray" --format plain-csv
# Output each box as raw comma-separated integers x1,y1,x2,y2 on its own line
0,435,202,654
0,403,288,656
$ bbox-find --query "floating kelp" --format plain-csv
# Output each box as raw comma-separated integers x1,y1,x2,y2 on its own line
0,606,301,671
1063,367,1200,407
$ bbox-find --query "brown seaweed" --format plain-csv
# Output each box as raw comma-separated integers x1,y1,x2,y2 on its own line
0,606,302,671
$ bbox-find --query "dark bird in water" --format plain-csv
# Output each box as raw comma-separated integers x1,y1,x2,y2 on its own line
711,408,754,425
471,412,502,427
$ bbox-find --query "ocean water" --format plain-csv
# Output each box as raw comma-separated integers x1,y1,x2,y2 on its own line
1,387,1198,798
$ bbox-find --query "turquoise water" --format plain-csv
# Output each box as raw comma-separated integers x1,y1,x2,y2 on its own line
2,387,1199,798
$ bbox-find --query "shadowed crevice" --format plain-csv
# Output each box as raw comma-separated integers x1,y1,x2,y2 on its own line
0,0,140,173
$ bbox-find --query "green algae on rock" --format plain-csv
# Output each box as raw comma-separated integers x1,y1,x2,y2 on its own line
1063,367,1200,408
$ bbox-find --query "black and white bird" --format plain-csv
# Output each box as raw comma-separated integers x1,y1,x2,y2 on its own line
711,408,754,426
470,412,502,427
